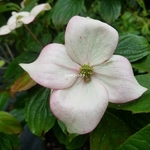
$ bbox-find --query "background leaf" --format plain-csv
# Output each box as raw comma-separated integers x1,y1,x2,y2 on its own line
117,124,150,150
0,91,9,110
52,0,84,29
25,86,55,137
53,121,88,149
115,34,150,62
4,51,38,82
90,112,131,150
10,72,36,98
0,133,19,150
136,0,147,16
132,54,150,73
100,0,121,23
22,0,39,11
0,111,22,134
41,33,52,46
0,2,20,13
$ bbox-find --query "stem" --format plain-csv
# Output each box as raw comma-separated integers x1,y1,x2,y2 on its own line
0,45,9,60
4,43,14,60
24,25,43,48
0,56,10,64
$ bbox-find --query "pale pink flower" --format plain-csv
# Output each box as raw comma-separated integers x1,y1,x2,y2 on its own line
0,3,51,35
20,16,147,134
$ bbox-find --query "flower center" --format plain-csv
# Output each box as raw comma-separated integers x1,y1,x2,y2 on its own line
16,15,23,20
79,64,93,82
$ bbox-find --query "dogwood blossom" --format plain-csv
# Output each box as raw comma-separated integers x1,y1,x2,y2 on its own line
20,16,147,134
0,3,51,35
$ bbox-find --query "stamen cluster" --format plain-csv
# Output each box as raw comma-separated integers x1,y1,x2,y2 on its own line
79,64,93,82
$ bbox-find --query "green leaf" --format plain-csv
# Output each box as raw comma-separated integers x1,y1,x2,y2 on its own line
115,34,150,62
52,0,84,29
66,135,88,149
0,3,20,13
112,110,150,133
0,14,6,26
100,0,121,23
109,74,150,113
136,0,147,16
22,0,39,11
10,108,25,122
57,120,68,135
0,133,19,150
53,31,65,44
90,112,131,150
53,121,88,149
4,51,38,82
0,91,9,110
41,33,52,46
25,86,55,137
0,111,22,134
57,120,78,142
25,41,42,53
117,124,150,150
132,54,150,73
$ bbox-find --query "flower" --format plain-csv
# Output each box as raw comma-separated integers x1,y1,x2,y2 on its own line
19,16,147,134
0,3,51,35
20,0,27,8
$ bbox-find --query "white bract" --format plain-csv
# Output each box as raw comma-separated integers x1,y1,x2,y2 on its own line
20,16,147,134
0,3,51,35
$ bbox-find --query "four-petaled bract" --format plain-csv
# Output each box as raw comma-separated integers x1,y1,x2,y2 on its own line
19,16,147,134
0,3,51,35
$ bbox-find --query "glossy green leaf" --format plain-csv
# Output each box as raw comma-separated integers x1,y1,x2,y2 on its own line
117,124,150,150
90,112,131,150
25,86,55,137
0,133,19,150
109,74,150,113
52,0,84,29
0,91,9,110
115,34,150,62
132,54,150,73
0,111,22,134
53,121,88,149
100,0,121,23
57,120,68,135
57,120,78,142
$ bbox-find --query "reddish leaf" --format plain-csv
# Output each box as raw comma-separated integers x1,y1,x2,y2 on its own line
10,72,36,98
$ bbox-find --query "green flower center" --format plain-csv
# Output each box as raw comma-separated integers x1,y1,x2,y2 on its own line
79,64,94,82
16,15,23,20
